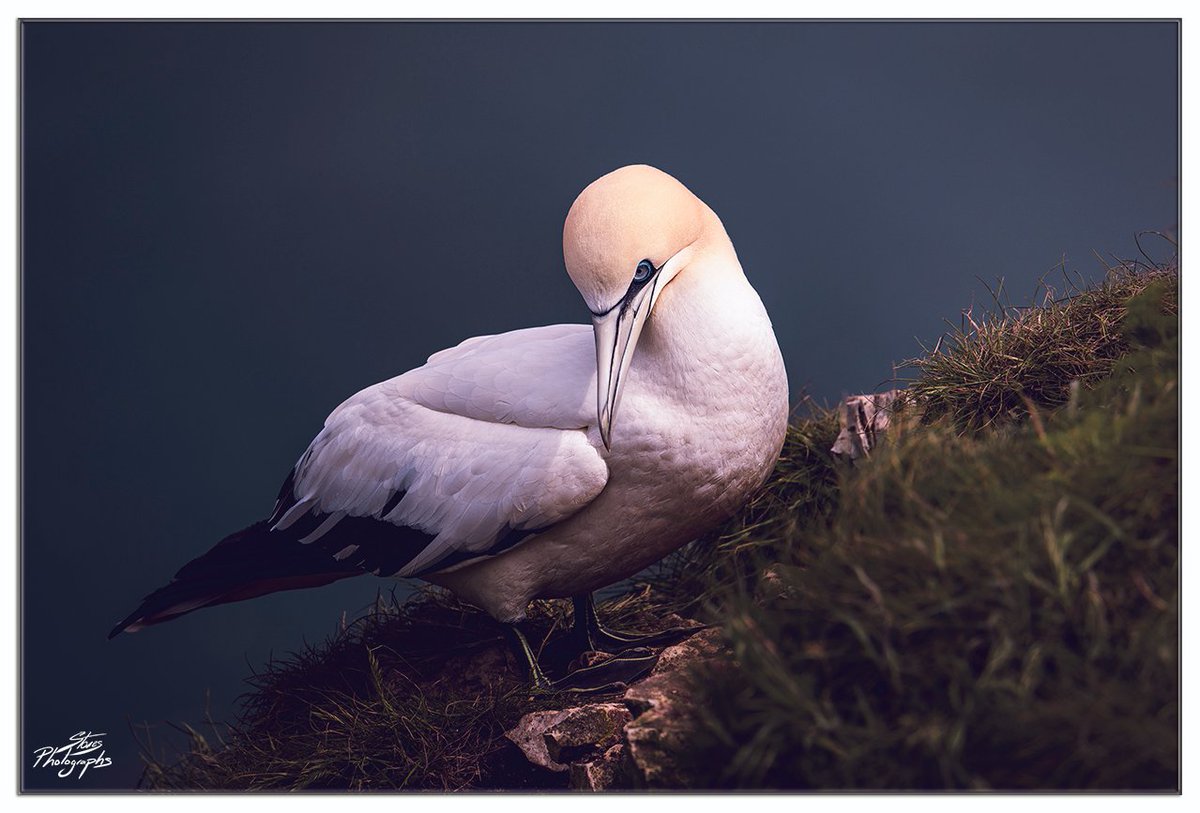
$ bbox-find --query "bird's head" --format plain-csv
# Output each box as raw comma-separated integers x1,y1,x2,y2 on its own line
563,164,717,450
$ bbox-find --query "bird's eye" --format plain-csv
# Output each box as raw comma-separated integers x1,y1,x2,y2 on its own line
633,259,655,283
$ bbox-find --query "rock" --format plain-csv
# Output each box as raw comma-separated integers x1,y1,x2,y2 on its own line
647,626,724,675
505,709,569,773
503,626,731,789
831,389,903,460
505,702,632,774
543,702,632,764
569,743,634,790
623,628,728,788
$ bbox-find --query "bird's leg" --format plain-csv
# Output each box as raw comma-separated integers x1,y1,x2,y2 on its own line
507,625,554,692
506,595,709,695
507,622,660,695
517,594,708,692
574,593,709,653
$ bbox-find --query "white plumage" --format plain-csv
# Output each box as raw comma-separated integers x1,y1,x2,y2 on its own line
290,325,606,578
113,164,790,643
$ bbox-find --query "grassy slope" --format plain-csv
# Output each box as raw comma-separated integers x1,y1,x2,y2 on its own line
141,261,1178,791
676,262,1178,790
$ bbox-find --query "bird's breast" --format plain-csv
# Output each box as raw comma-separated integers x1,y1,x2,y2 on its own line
432,267,790,617
592,272,790,550
618,338,787,513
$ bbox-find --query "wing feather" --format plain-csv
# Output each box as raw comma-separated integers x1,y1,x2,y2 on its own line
283,324,606,578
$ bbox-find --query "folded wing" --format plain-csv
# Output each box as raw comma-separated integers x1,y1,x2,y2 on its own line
110,324,606,636
280,324,606,577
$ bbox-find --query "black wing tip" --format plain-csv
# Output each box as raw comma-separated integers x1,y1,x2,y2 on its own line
107,619,133,640
108,606,146,639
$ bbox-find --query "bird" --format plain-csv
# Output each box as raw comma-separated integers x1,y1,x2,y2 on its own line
110,164,790,690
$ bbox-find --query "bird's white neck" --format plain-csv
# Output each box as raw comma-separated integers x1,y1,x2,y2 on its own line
634,236,785,409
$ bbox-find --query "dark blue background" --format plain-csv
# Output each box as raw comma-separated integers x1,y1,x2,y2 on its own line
22,21,1178,789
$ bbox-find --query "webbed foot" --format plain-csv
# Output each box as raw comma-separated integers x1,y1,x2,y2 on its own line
538,647,661,695
506,594,707,694
509,625,660,694
574,594,709,653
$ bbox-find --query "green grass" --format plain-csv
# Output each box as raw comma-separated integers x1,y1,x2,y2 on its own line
139,260,1178,791
676,263,1178,790
139,590,567,790
137,586,677,790
907,262,1176,431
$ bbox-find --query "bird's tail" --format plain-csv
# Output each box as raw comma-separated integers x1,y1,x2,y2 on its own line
107,520,361,639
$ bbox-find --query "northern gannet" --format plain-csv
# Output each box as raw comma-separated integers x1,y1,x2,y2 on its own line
111,165,790,688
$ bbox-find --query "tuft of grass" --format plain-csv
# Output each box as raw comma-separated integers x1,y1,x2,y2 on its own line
141,590,560,790
138,585,682,790
905,262,1177,432
677,261,1178,790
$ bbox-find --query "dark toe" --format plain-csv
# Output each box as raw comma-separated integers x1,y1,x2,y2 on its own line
549,647,660,694
592,623,711,653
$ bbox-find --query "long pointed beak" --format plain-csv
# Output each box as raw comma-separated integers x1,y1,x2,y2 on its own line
593,283,656,450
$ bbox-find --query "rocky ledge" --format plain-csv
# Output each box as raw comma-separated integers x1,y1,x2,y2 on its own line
503,628,727,790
